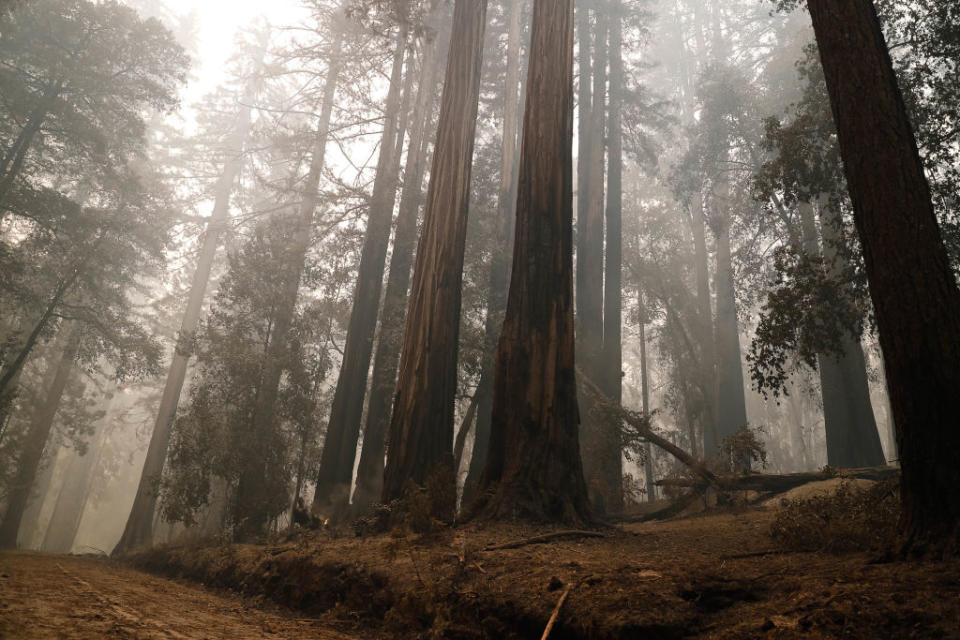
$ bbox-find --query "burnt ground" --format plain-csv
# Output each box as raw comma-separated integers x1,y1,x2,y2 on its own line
0,551,357,639
116,505,960,639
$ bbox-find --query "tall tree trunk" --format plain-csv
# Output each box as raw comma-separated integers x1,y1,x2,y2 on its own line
638,291,656,503
599,1,624,512
42,389,116,553
807,0,960,552
798,201,886,468
234,25,344,540
462,0,526,506
381,0,488,508
474,0,591,524
112,50,262,554
578,7,611,513
352,7,448,512
711,183,748,465
690,194,717,454
575,0,592,250
313,24,410,517
0,324,79,549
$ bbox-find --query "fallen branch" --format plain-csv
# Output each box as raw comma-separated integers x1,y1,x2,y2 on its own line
577,368,719,490
484,530,605,551
541,584,572,640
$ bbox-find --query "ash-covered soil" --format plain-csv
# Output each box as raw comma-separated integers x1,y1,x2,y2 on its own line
123,506,960,639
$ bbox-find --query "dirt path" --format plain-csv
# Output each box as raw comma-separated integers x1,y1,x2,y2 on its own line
0,551,357,639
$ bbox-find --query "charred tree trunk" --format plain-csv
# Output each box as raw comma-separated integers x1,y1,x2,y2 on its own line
0,325,79,549
381,0,488,508
474,0,591,524
352,8,448,512
798,201,886,468
807,0,960,552
112,48,263,553
462,0,525,505
313,24,410,517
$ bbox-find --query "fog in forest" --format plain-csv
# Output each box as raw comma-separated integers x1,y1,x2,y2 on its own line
1,0,959,637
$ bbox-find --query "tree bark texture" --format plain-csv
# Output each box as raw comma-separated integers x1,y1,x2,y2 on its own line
381,0,488,505
0,324,79,549
352,7,448,512
462,0,526,505
807,0,960,552
474,0,591,525
313,24,410,517
113,50,262,553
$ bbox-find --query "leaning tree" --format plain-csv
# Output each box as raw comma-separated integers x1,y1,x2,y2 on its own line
804,0,960,553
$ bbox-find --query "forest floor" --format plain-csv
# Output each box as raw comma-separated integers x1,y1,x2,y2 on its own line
118,492,960,639
0,551,358,639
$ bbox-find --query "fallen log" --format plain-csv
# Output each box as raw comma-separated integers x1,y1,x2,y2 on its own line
655,466,899,495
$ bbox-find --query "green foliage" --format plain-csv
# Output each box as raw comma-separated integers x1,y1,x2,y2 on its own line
747,246,866,396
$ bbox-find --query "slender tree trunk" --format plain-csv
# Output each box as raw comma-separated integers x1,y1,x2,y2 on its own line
0,253,89,401
0,324,79,549
474,0,591,525
235,25,344,540
352,8,448,512
638,291,656,503
711,183,748,463
575,0,592,252
112,52,262,554
599,1,624,512
798,201,886,468
807,0,960,552
690,195,717,454
462,0,526,505
42,389,116,553
313,24,410,517
578,8,611,513
0,80,62,212
381,0,488,508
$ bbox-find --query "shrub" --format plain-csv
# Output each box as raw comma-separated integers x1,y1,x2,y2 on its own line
770,479,899,553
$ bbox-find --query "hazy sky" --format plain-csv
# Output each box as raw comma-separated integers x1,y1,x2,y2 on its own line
161,0,309,100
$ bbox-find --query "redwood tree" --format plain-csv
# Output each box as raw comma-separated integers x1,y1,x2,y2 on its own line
806,0,960,552
352,9,447,511
381,0,488,506
474,0,591,524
